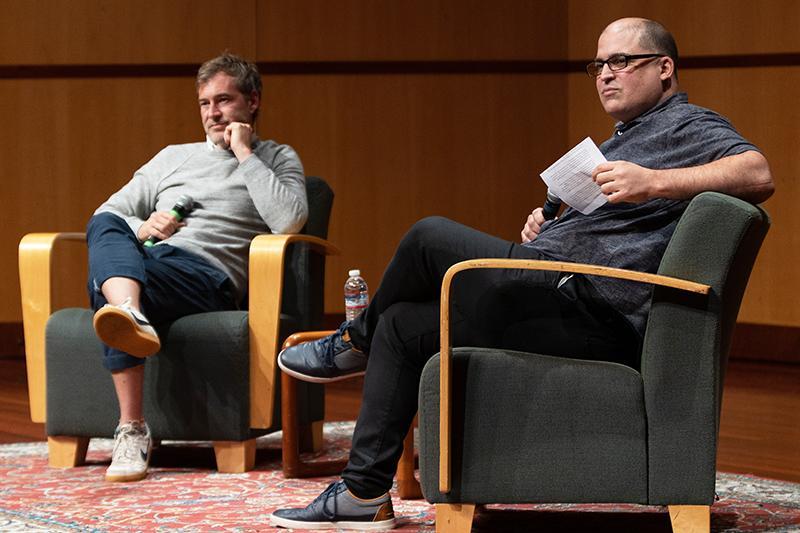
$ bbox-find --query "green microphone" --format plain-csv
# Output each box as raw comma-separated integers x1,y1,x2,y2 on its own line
143,195,194,247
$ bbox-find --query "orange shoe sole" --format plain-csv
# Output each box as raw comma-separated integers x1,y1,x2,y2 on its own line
93,307,160,357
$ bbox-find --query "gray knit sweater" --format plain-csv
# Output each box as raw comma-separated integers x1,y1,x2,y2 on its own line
95,137,307,300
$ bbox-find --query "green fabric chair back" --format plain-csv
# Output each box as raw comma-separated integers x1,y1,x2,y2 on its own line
641,192,770,503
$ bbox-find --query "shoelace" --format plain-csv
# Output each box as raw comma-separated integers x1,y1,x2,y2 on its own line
315,481,343,520
109,297,153,327
317,322,350,370
112,426,147,462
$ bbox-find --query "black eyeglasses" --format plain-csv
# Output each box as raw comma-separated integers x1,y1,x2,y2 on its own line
586,53,665,78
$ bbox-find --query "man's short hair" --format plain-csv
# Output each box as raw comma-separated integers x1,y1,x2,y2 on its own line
197,53,262,119
637,19,679,76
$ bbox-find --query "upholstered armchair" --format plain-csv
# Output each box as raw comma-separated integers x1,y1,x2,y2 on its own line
417,192,770,533
19,176,338,473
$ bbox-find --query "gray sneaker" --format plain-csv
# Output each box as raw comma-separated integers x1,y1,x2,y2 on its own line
93,296,160,357
270,480,396,530
105,420,152,482
278,321,368,383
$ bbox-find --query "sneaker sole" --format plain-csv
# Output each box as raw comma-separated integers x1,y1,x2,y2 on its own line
93,307,160,357
269,515,396,530
277,350,366,384
105,470,148,482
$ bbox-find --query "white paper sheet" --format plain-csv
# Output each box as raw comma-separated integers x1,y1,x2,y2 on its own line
540,137,608,214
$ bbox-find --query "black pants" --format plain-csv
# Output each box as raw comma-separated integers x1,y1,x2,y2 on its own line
342,217,640,498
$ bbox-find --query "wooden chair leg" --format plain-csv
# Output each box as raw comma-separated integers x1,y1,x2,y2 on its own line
282,370,346,478
213,439,256,473
397,424,422,499
436,503,475,533
281,332,347,479
668,505,710,533
299,420,324,453
48,436,89,467
281,369,303,477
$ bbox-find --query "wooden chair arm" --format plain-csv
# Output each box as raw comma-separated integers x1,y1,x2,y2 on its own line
19,232,87,423
248,234,340,428
283,330,337,349
438,258,711,493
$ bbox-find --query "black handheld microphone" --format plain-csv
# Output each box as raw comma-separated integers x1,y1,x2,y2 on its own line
541,189,562,221
143,194,194,248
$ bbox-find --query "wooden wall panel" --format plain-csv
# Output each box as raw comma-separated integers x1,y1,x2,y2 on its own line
257,0,567,61
2,77,201,322
262,74,567,312
0,0,571,324
1,73,565,321
567,0,800,59
683,68,799,326
568,1,800,330
3,0,793,332
568,66,800,327
0,0,256,65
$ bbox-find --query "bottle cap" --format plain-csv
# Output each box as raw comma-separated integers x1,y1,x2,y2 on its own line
348,269,361,277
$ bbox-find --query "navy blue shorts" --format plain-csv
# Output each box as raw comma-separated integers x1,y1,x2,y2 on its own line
87,212,237,371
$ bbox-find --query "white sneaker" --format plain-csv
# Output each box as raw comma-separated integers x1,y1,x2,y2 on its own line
105,420,152,482
93,296,160,357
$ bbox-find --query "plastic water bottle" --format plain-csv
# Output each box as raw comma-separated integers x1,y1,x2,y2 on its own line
344,269,369,322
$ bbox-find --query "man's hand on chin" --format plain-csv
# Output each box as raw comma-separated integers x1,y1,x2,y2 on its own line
223,122,255,162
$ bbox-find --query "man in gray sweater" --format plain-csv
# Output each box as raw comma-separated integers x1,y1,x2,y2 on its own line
88,53,308,482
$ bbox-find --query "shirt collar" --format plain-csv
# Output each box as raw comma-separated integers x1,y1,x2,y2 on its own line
615,92,688,134
205,134,261,152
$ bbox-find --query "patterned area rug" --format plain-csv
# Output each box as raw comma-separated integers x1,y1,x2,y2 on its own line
0,422,798,532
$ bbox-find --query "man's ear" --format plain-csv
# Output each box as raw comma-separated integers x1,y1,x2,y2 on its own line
659,56,675,81
248,91,260,115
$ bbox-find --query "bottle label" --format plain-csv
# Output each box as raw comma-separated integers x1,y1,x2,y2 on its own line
345,294,369,308
345,294,369,320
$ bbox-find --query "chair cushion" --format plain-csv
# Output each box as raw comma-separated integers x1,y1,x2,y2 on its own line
45,308,323,441
419,348,648,504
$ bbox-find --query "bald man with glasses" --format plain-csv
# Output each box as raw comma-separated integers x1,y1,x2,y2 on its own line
270,17,773,531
